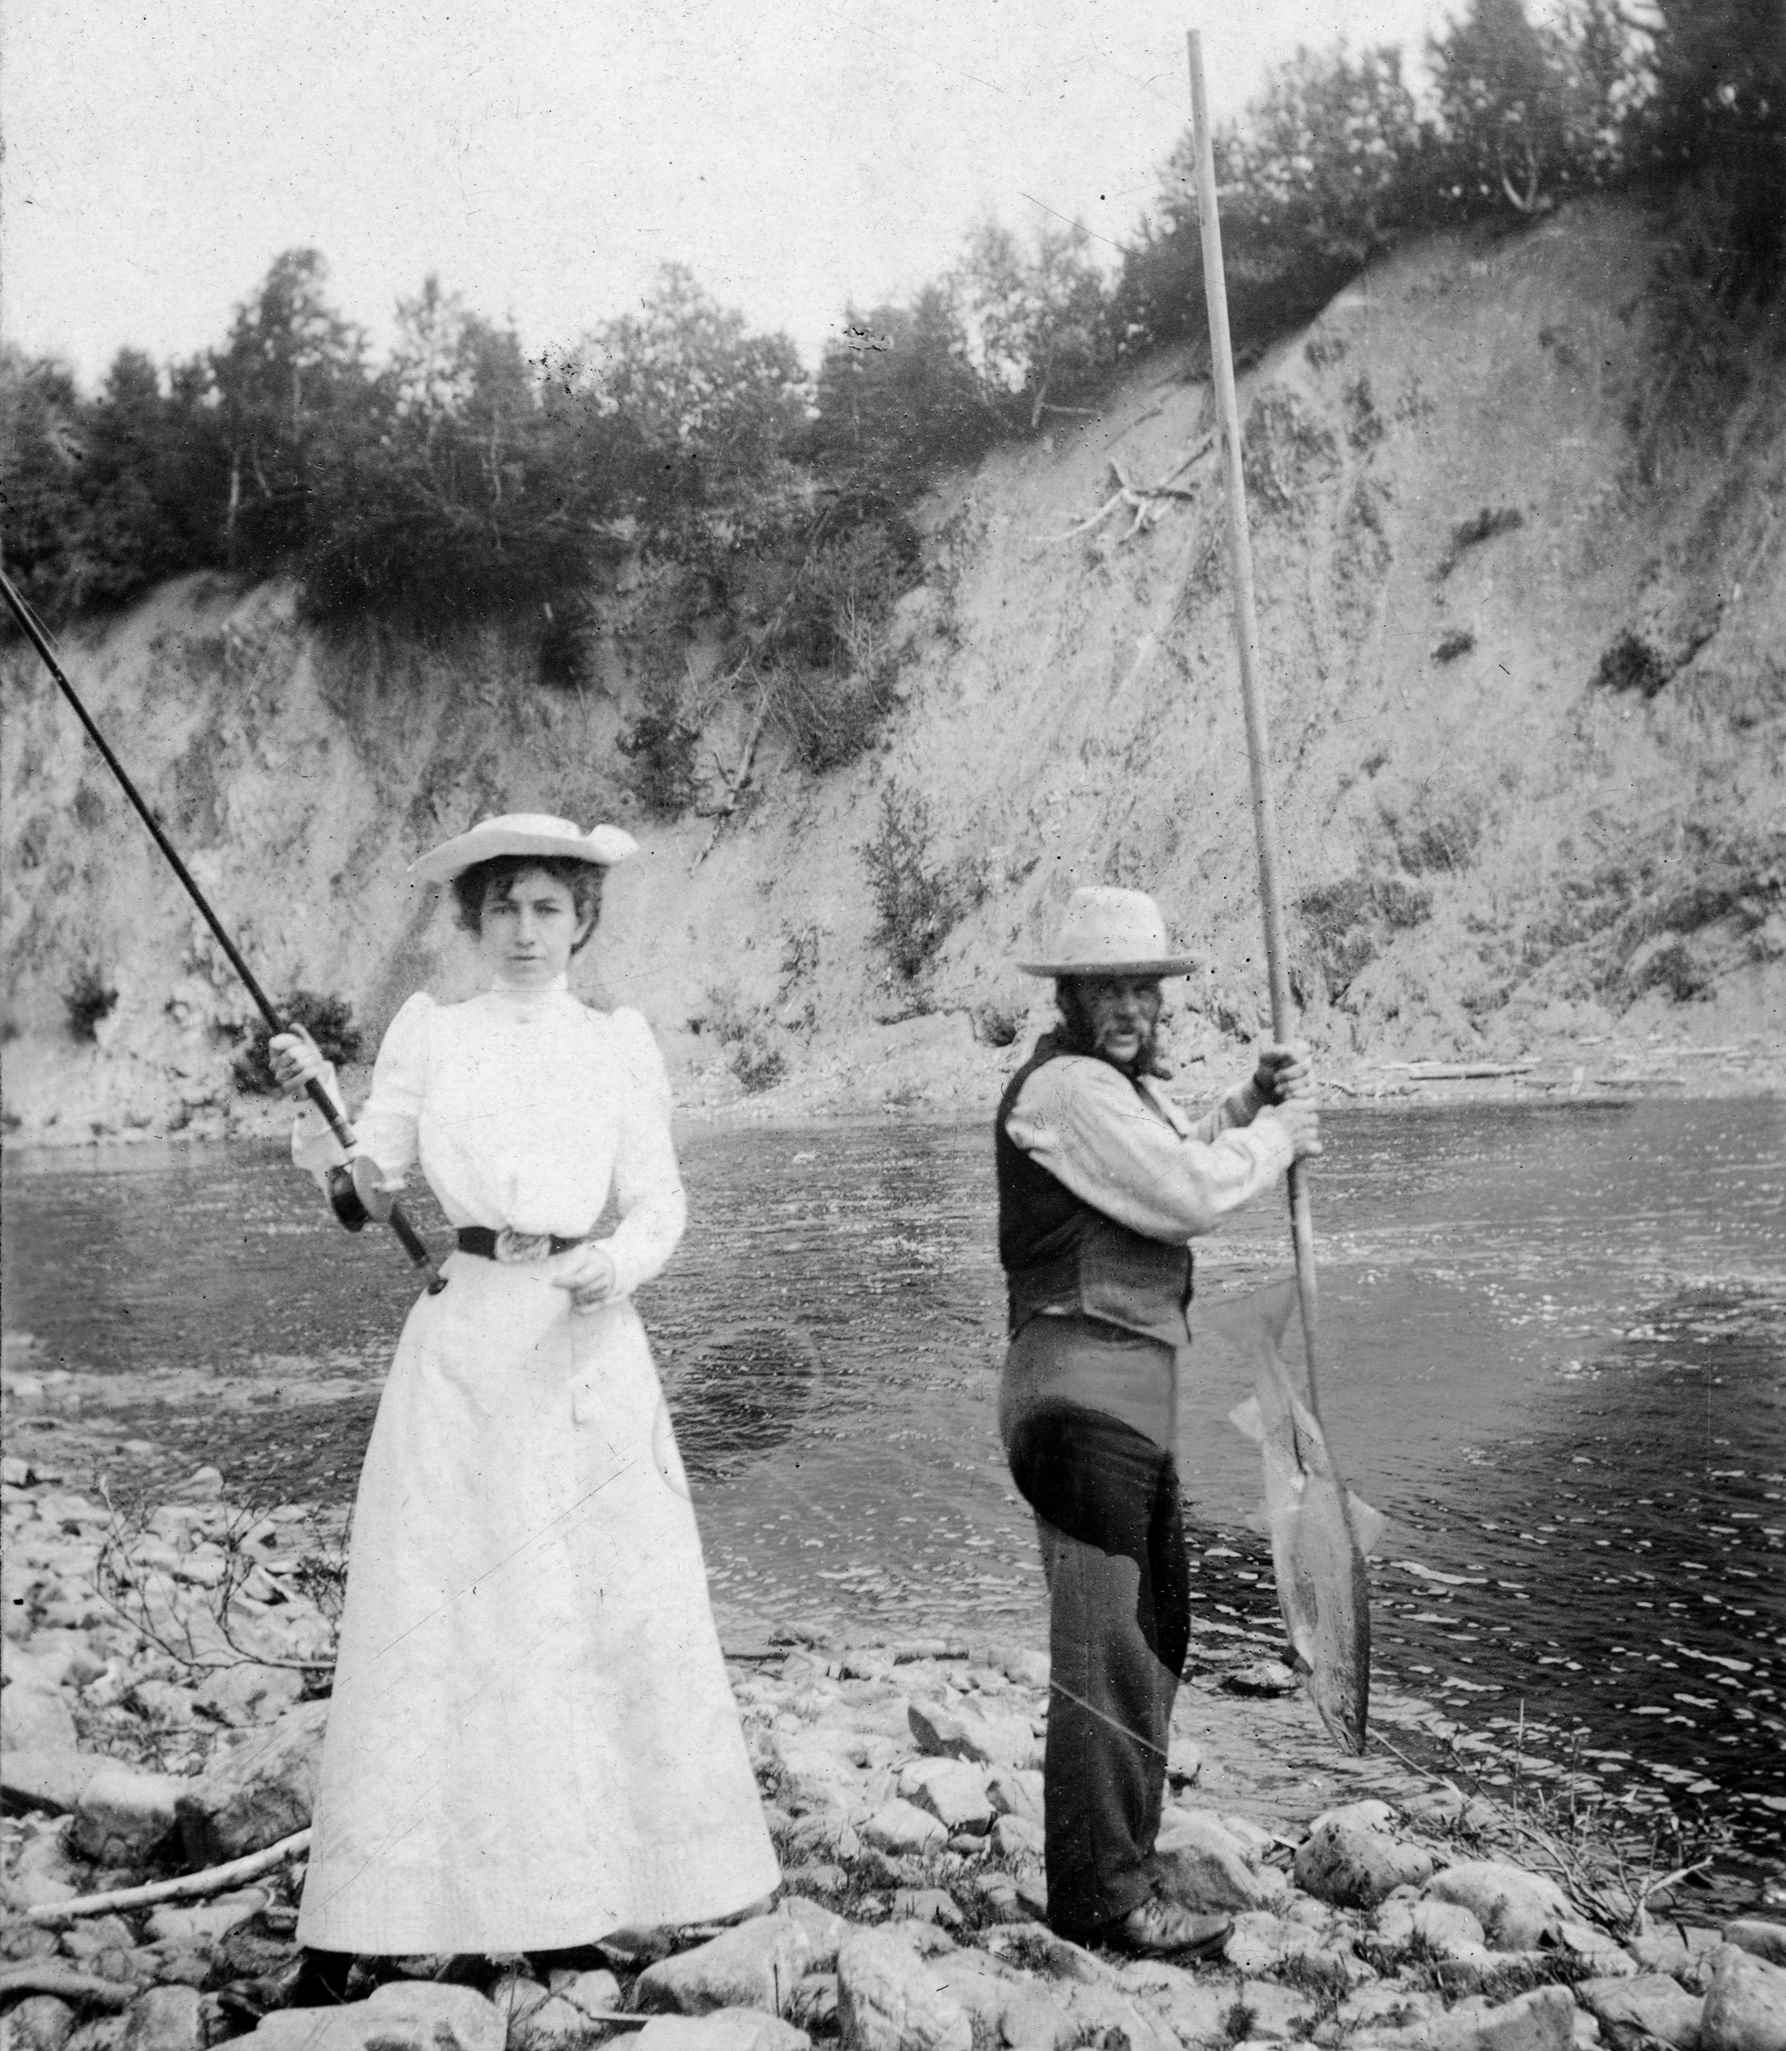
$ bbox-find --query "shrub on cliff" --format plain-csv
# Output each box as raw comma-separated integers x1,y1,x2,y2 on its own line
233,990,363,1096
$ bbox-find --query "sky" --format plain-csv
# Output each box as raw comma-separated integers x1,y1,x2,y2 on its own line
3,1,1467,388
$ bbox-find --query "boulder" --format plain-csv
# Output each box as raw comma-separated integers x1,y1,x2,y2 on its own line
905,1699,1037,1769
897,1758,994,1834
1724,1919,1786,1968
635,1916,814,2019
120,1986,204,2051
632,2014,808,2051
1153,1808,1283,1912
835,1927,972,2051
247,1982,504,2051
68,1764,188,1864
858,1801,947,1855
175,1699,327,1862
1577,1971,1705,2049
143,1889,270,1947
1700,1941,1786,2051
2,1996,79,2051
2,1679,81,1752
1421,1860,1573,1949
3,1749,111,1816
1295,1812,1438,1909
1373,1982,1577,2050
502,1972,626,2051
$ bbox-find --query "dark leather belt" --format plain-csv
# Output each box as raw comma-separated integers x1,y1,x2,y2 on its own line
456,1227,586,1260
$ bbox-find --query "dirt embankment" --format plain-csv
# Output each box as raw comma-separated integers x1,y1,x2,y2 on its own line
2,196,1781,1146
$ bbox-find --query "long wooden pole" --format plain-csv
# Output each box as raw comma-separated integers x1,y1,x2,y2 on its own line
1185,30,1322,1398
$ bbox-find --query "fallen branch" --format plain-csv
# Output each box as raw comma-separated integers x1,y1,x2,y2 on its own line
0,1964,136,2008
1395,1061,1536,1082
26,1829,312,1924
1042,443,1213,546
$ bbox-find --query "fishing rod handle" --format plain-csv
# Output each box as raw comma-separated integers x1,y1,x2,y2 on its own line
300,1076,446,1292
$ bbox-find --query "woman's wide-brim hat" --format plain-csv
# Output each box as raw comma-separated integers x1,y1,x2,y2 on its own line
410,813,639,885
1017,886,1199,978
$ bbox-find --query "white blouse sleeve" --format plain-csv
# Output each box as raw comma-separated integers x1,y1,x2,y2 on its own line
593,1008,687,1298
290,994,431,1191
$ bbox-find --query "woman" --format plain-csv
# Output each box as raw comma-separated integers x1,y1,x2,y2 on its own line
272,813,778,1962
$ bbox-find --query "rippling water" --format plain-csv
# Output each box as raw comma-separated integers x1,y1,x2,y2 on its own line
4,1098,1782,1909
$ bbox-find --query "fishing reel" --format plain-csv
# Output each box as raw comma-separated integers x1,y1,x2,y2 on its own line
325,1155,396,1234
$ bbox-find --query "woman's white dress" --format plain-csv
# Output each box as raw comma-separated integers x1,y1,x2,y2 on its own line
290,983,779,1956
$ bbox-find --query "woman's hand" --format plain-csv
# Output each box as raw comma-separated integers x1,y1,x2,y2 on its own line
270,1025,327,1098
1253,1040,1314,1105
553,1243,620,1315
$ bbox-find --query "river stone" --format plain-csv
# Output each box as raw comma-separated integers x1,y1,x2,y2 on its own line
120,1985,203,2051
1294,1812,1438,1908
1724,1918,1786,1967
68,1763,187,1863
634,1915,814,2019
985,1766,1043,1825
1370,1982,1577,2050
503,1974,625,2051
1422,1859,1573,1949
905,1698,1037,1769
191,1662,306,1727
776,1899,848,1973
835,1927,972,2051
1700,1941,1786,2051
175,1698,327,1861
632,2013,809,2051
992,1812,1044,1861
1577,1971,1705,2048
2,1749,109,1816
1374,1893,1492,1961
143,1887,270,1946
4,1997,79,2051
1153,1808,1282,1912
251,1982,505,2051
3,1677,81,1752
858,1800,947,1855
897,1757,994,1832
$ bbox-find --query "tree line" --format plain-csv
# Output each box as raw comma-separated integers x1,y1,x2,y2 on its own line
3,0,1776,694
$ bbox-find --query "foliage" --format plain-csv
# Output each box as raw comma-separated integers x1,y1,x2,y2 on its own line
809,288,996,495
700,978,787,1093
1298,871,1434,999
63,965,118,1042
1436,505,1524,578
233,988,363,1095
858,785,985,981
1591,629,1671,697
948,217,1116,428
618,683,705,816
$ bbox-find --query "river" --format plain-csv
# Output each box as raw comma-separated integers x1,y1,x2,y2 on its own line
4,1097,1783,1912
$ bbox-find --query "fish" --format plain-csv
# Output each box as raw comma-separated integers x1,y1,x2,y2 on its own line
1222,1279,1382,1754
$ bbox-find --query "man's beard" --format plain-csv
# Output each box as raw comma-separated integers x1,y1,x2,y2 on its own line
1057,986,1163,1077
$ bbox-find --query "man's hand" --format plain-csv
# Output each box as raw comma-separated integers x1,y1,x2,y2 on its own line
553,1243,620,1315
1271,1097,1322,1161
1253,1040,1313,1104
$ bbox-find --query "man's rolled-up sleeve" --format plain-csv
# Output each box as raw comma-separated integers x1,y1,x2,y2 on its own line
1006,1057,1292,1242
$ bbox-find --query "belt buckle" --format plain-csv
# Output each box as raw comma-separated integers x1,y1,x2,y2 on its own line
494,1228,554,1265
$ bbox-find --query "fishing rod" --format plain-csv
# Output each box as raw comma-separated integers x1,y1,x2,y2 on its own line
1184,30,1322,1399
0,567,446,1294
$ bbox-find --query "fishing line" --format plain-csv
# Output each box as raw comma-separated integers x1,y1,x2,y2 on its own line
0,568,444,1292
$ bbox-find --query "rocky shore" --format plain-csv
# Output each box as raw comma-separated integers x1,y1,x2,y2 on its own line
4,1447,1784,2051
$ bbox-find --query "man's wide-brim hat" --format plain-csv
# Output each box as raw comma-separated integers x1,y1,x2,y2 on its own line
411,813,638,885
1017,886,1199,978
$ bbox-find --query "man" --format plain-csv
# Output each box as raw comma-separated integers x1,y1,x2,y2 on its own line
995,885,1320,1957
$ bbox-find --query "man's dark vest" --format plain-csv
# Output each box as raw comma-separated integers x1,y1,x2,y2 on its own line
994,1036,1193,1348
